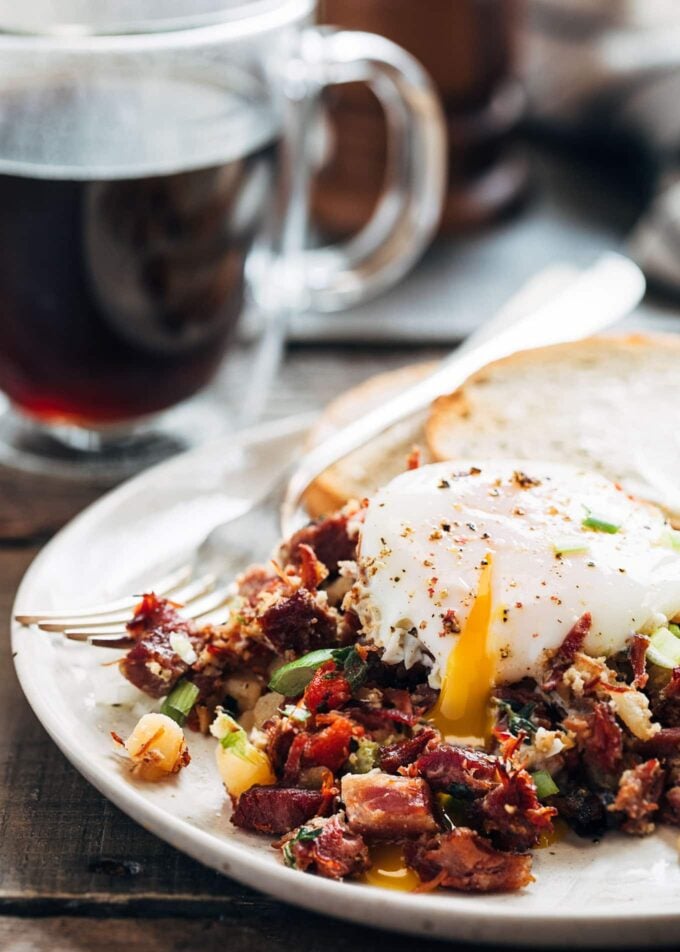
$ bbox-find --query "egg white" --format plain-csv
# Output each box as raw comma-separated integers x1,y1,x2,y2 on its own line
350,461,680,688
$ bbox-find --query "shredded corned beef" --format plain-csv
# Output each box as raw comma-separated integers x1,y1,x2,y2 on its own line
404,829,534,893
119,594,199,697
583,702,624,781
379,729,438,774
609,759,665,835
629,634,649,689
279,509,359,576
279,814,370,880
542,612,592,691
475,769,556,852
260,589,339,656
231,786,330,835
341,772,437,839
415,745,501,796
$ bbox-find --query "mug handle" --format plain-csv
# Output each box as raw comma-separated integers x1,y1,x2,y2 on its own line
255,27,447,314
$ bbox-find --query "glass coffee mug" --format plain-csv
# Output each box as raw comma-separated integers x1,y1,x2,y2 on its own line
0,0,446,479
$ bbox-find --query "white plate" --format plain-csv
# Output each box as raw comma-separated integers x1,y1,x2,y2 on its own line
11,414,680,948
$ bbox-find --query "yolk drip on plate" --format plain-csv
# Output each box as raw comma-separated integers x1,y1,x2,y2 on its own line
430,555,495,744
536,819,567,849
361,843,420,891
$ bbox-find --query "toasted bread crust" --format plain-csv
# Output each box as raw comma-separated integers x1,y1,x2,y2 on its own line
304,362,435,518
305,333,680,521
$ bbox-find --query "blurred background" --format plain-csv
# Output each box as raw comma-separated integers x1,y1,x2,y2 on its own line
287,0,680,344
272,0,678,346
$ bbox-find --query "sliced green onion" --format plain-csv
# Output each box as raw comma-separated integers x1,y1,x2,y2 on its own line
532,770,559,799
211,710,259,763
647,627,680,669
160,679,199,725
670,623,680,639
268,648,338,696
552,537,590,557
220,729,251,760
268,645,362,697
582,509,620,534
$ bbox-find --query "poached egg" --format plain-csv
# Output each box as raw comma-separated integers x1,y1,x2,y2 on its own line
350,461,680,740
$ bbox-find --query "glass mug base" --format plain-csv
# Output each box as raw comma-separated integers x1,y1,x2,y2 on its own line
0,388,234,484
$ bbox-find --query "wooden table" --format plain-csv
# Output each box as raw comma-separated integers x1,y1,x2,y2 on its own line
2,148,679,951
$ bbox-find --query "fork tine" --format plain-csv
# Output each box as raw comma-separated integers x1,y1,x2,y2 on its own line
14,563,193,625
89,636,135,649
64,624,128,640
195,602,235,626
37,572,217,632
187,586,233,621
61,583,234,640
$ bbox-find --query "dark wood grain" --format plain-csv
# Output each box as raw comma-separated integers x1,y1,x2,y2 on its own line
0,916,469,952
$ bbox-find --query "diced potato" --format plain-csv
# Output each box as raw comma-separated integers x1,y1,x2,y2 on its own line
215,744,276,798
123,712,190,781
210,708,275,797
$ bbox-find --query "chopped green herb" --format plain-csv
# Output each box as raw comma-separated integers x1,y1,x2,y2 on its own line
342,646,368,691
582,508,620,534
532,770,559,799
349,738,380,774
282,825,323,867
160,679,199,726
493,698,536,737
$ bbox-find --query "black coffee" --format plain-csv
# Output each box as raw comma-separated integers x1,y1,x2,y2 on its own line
0,75,279,424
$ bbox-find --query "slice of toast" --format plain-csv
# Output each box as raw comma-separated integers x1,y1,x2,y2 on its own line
305,333,680,523
426,333,680,522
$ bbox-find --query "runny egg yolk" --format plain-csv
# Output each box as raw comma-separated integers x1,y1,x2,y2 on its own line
430,555,495,744
361,843,420,891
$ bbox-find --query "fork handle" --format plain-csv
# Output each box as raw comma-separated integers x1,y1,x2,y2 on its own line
281,252,645,533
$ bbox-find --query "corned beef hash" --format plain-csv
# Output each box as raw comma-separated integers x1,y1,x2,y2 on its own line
112,460,680,893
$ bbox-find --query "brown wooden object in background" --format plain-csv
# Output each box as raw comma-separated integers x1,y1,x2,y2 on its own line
314,0,529,235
